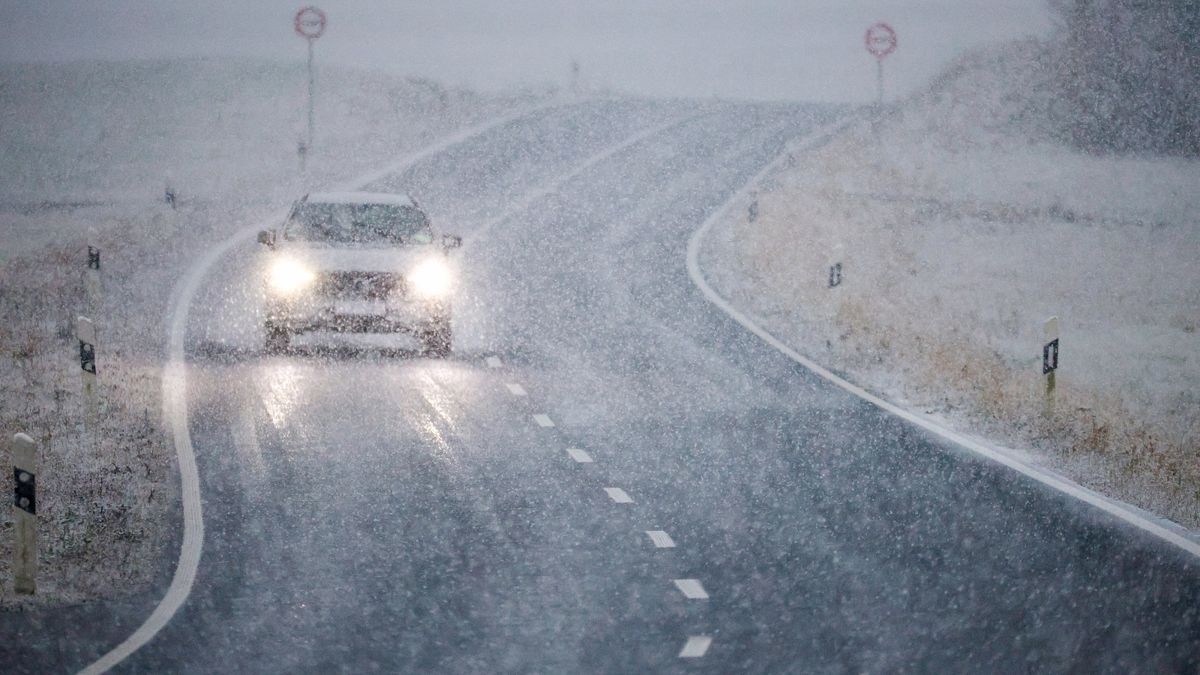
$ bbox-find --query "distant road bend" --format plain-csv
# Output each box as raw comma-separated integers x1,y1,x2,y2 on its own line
6,101,1198,674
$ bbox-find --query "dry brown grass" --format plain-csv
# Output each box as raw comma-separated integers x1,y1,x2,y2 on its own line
718,139,1200,528
0,236,175,609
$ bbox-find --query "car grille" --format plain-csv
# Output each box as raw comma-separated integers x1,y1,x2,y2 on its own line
316,271,403,299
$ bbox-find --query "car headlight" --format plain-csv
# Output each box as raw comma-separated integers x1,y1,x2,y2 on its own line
267,257,315,295
408,258,453,298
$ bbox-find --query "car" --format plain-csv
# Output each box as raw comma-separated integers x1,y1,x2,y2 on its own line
256,191,461,356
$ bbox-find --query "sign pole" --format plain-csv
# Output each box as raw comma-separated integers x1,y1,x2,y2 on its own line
307,37,315,151
294,7,326,156
12,432,37,595
877,58,884,108
864,22,897,142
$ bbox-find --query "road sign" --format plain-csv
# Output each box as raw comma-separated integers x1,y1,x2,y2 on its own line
295,6,326,156
865,22,897,59
865,22,897,118
294,6,326,40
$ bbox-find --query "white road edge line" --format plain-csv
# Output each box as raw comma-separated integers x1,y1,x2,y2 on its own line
673,578,709,600
533,414,555,428
646,530,676,548
485,356,502,368
679,635,713,658
566,447,594,463
604,487,634,504
505,383,527,396
78,103,565,675
684,116,1200,561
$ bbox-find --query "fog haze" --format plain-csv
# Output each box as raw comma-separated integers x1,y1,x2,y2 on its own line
0,0,1053,102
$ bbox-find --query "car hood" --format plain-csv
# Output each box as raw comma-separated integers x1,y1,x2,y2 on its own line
274,243,437,273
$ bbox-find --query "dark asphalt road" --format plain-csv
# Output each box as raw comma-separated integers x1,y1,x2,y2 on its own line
5,101,1199,673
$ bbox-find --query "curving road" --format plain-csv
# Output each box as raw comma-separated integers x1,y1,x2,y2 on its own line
6,101,1200,673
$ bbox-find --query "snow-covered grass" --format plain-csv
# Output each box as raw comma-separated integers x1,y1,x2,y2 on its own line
0,58,539,608
700,40,1200,528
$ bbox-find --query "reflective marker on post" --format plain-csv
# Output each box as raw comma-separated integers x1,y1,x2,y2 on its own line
85,227,102,313
1043,316,1059,417
829,262,843,287
77,316,99,425
12,433,37,595
1043,317,1060,374
828,242,844,288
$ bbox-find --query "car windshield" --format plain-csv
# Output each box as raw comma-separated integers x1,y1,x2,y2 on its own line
285,201,433,245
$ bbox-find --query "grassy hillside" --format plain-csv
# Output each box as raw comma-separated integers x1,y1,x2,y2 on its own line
701,39,1200,528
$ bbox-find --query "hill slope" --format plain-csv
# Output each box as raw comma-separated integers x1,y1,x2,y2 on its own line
700,39,1200,528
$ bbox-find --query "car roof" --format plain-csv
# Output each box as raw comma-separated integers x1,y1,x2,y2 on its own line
302,192,418,208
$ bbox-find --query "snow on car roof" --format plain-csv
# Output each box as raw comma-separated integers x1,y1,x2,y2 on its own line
304,192,418,207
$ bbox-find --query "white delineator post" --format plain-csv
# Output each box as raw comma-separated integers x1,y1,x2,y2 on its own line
828,241,845,288
1042,316,1060,416
12,432,37,595
77,315,99,425
85,227,102,313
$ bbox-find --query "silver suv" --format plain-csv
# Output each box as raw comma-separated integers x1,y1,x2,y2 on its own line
257,192,461,356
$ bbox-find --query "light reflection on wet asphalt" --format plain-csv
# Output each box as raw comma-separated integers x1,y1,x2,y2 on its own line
5,101,1197,674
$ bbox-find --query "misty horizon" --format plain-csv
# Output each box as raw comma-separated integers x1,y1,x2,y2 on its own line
0,0,1053,102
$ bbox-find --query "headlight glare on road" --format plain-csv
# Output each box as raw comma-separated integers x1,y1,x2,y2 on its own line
408,258,453,297
267,257,315,295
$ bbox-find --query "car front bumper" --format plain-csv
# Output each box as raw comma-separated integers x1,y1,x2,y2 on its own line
266,295,448,335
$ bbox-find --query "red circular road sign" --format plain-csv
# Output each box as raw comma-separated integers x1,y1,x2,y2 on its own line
294,6,327,40
865,22,897,59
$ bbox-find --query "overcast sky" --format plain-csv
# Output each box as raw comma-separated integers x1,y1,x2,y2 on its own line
0,1,1055,102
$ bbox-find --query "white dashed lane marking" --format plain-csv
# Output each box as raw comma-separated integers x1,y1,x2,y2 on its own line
673,579,708,600
646,530,675,548
679,636,713,658
566,448,593,463
485,356,502,368
506,383,527,396
604,487,633,504
532,414,555,427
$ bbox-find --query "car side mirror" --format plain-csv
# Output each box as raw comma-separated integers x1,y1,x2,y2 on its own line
441,234,462,251
257,229,276,249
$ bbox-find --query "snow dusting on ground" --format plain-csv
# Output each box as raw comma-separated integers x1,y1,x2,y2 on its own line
0,59,538,608
700,40,1200,529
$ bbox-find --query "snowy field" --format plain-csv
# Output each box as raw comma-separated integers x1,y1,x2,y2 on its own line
0,59,537,607
700,41,1200,528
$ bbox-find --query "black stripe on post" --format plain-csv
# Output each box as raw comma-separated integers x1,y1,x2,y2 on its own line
1043,338,1059,374
80,341,97,374
14,469,35,515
